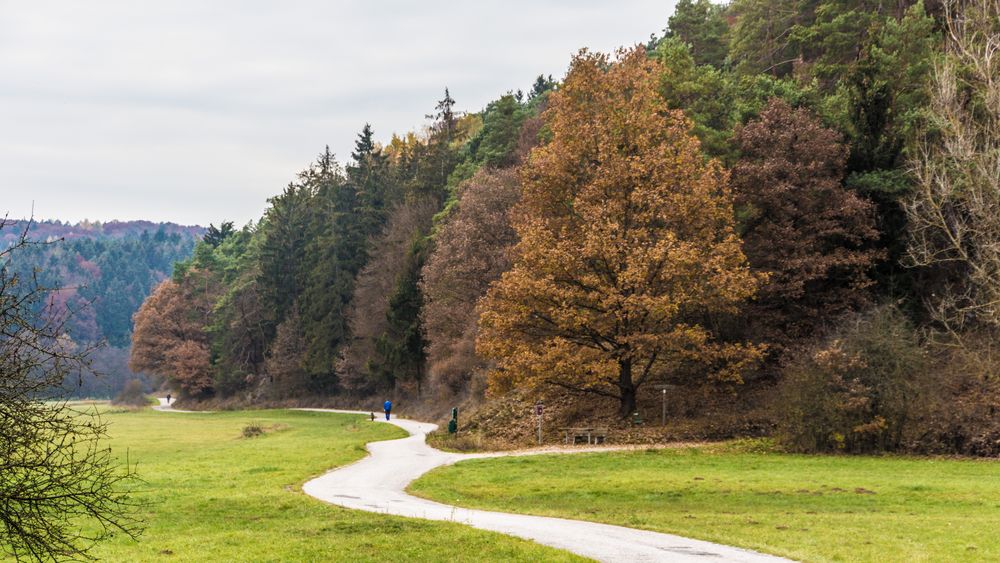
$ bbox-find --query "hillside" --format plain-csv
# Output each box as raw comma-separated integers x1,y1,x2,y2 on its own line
130,0,1000,456
3,219,204,397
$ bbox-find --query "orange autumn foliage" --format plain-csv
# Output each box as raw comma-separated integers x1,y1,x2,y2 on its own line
130,270,219,397
476,47,764,417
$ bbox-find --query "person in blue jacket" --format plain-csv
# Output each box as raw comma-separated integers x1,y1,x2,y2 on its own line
383,400,392,421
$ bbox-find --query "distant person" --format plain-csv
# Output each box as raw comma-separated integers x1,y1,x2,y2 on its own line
370,411,375,422
166,393,171,405
383,400,392,421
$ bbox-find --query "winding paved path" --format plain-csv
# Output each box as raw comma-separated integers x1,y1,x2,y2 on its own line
299,410,790,563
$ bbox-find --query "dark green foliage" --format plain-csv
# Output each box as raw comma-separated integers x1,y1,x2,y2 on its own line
369,236,429,391
529,74,556,100
465,95,530,169
203,221,235,247
257,181,314,335
838,3,937,300
729,0,921,83
665,0,730,67
728,0,802,77
349,124,394,238
655,37,814,162
409,89,462,203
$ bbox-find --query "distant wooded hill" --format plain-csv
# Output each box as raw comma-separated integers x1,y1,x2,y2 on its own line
1,219,203,244
5,219,204,397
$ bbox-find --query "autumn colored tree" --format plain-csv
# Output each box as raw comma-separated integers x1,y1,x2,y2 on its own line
732,99,881,350
421,168,521,396
477,48,762,417
130,269,219,397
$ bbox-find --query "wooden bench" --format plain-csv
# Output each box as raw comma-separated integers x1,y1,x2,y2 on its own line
562,426,608,445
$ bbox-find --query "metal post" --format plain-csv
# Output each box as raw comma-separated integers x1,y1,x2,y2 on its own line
662,388,666,426
535,402,543,445
654,384,674,427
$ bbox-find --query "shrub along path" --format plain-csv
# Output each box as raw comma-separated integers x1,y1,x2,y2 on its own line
298,410,786,562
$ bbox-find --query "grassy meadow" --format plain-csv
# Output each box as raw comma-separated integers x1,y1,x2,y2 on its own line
410,441,1000,562
81,407,583,562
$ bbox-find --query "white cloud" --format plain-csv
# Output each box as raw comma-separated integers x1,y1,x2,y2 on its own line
0,0,674,225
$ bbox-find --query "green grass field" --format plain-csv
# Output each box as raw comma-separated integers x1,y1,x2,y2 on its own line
409,441,1000,562
81,407,583,562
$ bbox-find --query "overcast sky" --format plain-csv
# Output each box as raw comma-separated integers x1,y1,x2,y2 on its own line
1,1,675,226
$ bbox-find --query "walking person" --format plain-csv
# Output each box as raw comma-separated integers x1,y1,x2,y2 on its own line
166,393,171,405
383,400,392,421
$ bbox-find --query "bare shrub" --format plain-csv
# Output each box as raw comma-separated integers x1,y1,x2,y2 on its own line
905,0,1000,337
912,336,1000,456
777,305,927,453
1,218,142,560
242,422,265,438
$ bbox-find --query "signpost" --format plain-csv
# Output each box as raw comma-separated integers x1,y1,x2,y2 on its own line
535,402,544,445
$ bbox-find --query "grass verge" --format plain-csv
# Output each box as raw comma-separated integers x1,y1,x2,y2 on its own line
82,407,584,562
409,441,1000,562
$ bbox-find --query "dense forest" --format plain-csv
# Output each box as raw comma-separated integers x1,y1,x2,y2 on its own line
4,220,203,397
131,0,1000,455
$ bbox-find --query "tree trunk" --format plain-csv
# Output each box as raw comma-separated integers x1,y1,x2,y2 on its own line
618,359,637,418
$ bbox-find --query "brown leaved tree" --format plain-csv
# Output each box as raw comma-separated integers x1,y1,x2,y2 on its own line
130,270,219,397
733,99,881,352
421,168,521,398
477,47,763,417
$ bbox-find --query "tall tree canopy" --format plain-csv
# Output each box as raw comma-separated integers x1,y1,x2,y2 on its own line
665,0,730,68
421,168,522,397
733,99,881,350
478,48,762,417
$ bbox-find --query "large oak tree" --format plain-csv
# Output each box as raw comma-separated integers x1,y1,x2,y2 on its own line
477,47,762,417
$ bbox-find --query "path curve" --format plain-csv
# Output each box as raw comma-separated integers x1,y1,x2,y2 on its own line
152,397,201,413
299,410,790,563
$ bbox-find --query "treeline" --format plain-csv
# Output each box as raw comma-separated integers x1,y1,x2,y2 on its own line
133,0,1000,455
6,220,202,397
130,88,547,401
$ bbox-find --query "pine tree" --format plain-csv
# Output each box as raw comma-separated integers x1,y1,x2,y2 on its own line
348,124,393,237
666,0,730,68
369,236,429,392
